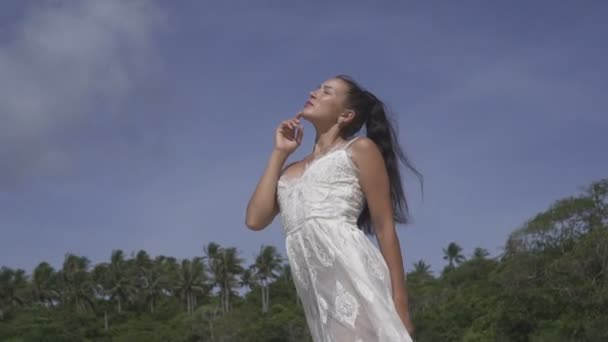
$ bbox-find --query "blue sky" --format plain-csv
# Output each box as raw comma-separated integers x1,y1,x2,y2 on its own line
1,1,606,276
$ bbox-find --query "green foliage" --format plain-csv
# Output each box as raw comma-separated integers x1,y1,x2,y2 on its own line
0,178,606,341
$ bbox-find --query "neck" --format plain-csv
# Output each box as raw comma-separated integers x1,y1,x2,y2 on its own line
312,127,345,155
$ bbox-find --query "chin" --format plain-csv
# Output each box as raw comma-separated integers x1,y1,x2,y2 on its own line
300,108,315,120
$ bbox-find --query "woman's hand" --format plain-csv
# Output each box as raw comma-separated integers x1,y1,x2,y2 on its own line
402,314,415,339
275,113,303,155
394,294,415,338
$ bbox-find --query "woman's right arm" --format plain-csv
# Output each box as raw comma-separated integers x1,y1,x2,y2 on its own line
245,115,303,230
245,149,289,230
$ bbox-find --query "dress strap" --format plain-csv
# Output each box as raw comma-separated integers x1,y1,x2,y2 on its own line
343,136,361,149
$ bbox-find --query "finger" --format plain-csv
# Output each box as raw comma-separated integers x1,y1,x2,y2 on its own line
296,124,303,143
280,122,293,134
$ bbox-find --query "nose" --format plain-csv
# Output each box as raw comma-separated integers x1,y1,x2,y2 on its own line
309,90,317,99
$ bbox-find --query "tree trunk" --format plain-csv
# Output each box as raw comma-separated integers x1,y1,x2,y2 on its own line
221,286,225,313
191,293,196,313
118,298,122,314
263,285,269,313
186,291,191,314
221,289,225,313
224,282,230,313
261,284,265,312
104,311,108,331
208,319,215,342
287,322,295,342
267,286,270,312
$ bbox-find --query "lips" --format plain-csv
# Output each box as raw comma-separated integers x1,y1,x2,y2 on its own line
305,100,313,107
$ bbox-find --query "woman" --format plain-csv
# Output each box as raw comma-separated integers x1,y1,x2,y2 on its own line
245,75,420,341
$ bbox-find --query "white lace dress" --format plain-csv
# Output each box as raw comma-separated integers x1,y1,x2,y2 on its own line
276,137,413,342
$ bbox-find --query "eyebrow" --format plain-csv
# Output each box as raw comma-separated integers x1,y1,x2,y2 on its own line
320,84,335,91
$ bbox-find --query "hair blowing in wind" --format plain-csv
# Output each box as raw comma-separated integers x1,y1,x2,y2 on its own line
336,75,423,235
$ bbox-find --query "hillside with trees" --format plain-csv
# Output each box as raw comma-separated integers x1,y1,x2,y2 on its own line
1,178,606,341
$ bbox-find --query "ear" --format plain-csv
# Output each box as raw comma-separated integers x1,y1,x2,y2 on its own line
338,109,356,124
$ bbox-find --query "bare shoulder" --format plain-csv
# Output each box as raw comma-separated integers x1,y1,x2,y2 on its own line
349,137,384,168
280,158,306,179
282,159,300,173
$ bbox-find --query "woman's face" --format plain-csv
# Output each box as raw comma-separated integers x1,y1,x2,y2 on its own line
300,78,351,124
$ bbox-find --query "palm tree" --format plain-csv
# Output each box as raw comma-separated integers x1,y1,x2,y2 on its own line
205,243,244,313
442,242,465,270
204,242,222,313
175,257,207,314
58,254,95,313
133,251,168,314
31,262,59,307
280,263,300,307
220,247,244,313
411,260,433,279
472,247,490,260
281,264,292,282
252,245,283,313
240,267,255,292
95,250,136,314
408,260,435,314
132,250,152,311
0,267,28,320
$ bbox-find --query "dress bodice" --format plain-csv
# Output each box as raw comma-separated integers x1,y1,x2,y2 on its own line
274,137,414,342
276,139,365,236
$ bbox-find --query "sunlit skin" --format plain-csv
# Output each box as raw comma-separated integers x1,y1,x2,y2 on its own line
245,77,415,336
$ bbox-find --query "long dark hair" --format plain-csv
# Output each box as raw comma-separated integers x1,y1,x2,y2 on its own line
336,75,422,235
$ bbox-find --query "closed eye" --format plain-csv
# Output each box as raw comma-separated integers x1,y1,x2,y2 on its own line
322,85,334,94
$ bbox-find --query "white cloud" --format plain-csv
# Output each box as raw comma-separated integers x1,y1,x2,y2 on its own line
0,0,166,188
